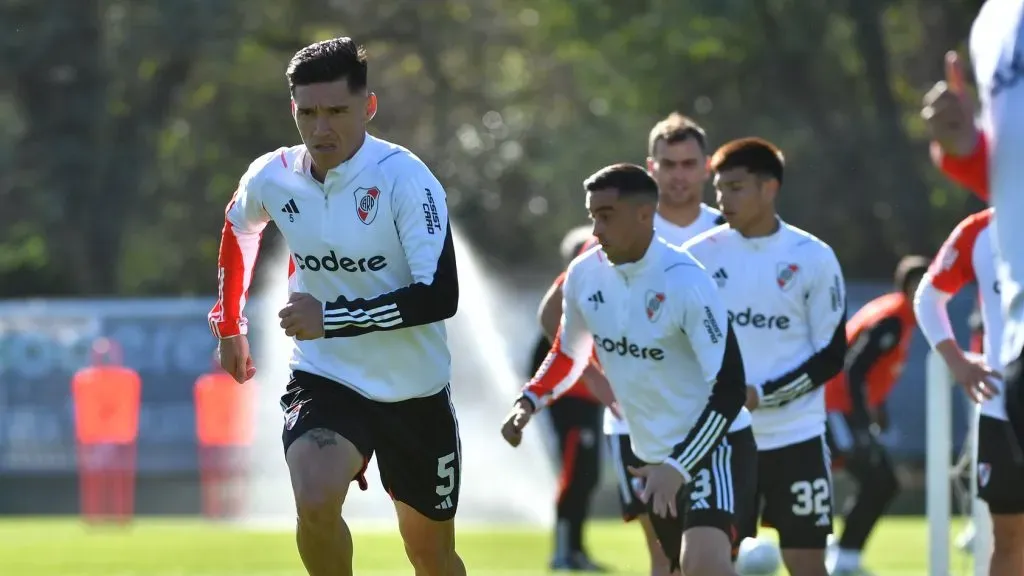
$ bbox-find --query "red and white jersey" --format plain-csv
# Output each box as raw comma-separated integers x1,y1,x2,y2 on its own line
915,208,1005,419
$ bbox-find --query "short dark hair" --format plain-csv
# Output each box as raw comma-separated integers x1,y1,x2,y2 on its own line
286,37,368,94
709,137,785,184
648,112,708,156
583,163,659,203
895,255,930,294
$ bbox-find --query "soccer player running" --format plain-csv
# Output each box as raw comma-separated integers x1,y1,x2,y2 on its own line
822,255,930,575
527,226,607,572
208,38,464,576
531,113,733,576
503,163,756,576
921,0,1024,455
685,138,848,576
915,207,1023,576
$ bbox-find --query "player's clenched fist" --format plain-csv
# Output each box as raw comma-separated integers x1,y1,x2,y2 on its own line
921,51,979,158
278,292,325,340
218,335,257,384
501,398,535,447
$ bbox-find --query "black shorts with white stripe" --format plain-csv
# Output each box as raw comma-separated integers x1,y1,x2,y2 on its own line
280,370,462,521
607,433,647,522
648,426,758,570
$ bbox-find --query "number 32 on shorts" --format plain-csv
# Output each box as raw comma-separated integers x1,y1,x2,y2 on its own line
790,478,831,516
435,452,457,496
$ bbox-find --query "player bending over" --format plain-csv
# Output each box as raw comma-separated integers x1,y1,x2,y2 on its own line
532,113,734,576
685,138,848,576
503,163,755,575
921,0,1024,453
915,207,1023,576
527,226,607,572
208,38,463,576
822,255,930,575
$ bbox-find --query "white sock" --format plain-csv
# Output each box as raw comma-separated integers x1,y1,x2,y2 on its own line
834,548,862,570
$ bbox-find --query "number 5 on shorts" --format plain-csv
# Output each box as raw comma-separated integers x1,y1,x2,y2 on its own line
790,478,831,516
435,452,456,496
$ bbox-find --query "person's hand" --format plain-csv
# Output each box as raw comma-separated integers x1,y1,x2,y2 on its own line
628,463,685,518
501,398,535,447
278,292,325,340
745,386,760,410
922,51,979,158
850,427,885,469
945,350,1001,403
218,335,257,384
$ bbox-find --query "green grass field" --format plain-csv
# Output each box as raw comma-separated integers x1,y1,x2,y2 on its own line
0,517,977,575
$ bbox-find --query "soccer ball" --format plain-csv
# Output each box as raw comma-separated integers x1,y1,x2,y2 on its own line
735,537,782,575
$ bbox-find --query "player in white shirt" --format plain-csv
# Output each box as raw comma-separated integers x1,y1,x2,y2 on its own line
921,0,1024,453
208,38,464,576
532,113,737,576
503,163,755,576
684,138,848,576
913,207,1024,575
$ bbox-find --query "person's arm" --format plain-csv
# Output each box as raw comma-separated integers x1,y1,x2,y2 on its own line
208,153,275,338
844,316,903,431
759,248,848,406
538,273,566,341
665,265,746,481
914,210,983,366
323,160,458,337
520,266,595,410
932,132,989,200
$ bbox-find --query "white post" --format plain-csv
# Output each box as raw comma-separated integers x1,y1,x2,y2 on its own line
927,349,951,576
966,352,992,576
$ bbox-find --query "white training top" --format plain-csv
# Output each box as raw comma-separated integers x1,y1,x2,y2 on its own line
970,0,1024,365
209,134,459,402
684,220,848,450
602,204,725,435
524,236,749,480
915,208,1005,419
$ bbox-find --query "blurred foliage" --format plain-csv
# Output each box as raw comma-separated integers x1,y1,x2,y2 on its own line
0,0,989,296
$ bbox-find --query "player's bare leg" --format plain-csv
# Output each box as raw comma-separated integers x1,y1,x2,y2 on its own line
780,548,828,576
286,428,365,576
637,514,673,576
990,514,1024,576
395,501,466,575
679,526,739,576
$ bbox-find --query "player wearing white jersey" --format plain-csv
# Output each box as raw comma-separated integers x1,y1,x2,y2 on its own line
914,207,1024,575
921,0,1024,457
685,138,847,576
532,113,740,576
209,38,464,576
503,164,755,576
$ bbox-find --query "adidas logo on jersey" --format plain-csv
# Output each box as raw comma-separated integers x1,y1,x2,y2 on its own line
281,199,300,222
712,268,728,287
587,291,605,309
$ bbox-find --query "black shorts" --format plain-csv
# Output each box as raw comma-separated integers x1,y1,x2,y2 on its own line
648,427,758,568
977,415,1024,515
280,370,462,521
742,434,834,549
607,433,647,521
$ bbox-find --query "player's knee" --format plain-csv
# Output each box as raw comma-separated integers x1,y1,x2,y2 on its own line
991,514,1024,555
396,502,459,575
679,527,737,576
286,428,364,509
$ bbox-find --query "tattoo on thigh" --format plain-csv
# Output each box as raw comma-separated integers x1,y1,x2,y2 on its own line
306,428,339,449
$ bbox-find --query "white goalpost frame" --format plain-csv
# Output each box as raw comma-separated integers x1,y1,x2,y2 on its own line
926,349,992,576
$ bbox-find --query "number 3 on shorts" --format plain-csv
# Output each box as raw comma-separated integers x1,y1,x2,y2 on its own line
435,452,456,496
790,478,831,516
